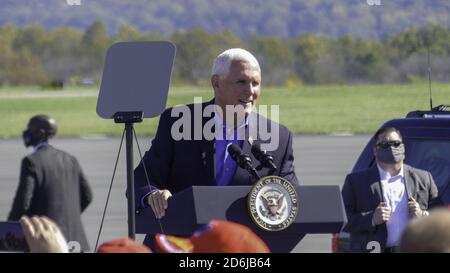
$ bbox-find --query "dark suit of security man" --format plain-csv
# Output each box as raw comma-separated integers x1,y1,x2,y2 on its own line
8,115,92,252
342,127,441,253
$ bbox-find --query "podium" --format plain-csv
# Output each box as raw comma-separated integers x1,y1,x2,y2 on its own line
136,185,346,252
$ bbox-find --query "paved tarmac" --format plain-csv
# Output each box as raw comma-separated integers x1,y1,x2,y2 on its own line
0,134,371,252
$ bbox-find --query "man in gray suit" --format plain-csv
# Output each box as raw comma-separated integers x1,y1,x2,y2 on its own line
342,127,441,253
8,115,92,252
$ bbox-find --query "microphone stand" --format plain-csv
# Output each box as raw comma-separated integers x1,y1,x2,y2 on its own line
235,155,261,181
248,166,261,180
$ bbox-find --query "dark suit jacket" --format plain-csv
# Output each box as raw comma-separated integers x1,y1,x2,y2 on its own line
8,144,93,251
341,164,440,253
134,99,299,207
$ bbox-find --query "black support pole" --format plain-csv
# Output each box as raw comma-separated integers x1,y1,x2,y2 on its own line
125,122,136,239
114,111,143,240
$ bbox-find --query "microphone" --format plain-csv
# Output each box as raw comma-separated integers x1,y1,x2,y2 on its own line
227,144,260,180
251,143,277,174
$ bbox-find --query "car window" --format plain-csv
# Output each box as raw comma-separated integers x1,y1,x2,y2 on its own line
403,138,450,193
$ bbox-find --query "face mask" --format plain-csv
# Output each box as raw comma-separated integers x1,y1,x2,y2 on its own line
376,144,405,164
22,129,40,147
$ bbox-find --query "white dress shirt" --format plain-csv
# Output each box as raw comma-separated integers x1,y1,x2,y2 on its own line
377,164,409,247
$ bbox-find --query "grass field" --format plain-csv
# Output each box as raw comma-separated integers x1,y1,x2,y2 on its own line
0,83,449,137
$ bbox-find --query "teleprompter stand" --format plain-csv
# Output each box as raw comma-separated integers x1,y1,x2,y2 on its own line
113,111,143,238
97,41,176,239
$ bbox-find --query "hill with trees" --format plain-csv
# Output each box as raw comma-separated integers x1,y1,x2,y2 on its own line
1,1,449,86
0,0,448,39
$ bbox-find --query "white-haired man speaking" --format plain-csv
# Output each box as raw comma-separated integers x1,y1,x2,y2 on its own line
132,48,299,248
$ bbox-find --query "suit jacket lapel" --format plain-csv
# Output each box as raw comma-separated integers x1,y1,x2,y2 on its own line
242,118,259,166
369,165,384,203
198,99,216,186
403,165,415,200
198,139,215,186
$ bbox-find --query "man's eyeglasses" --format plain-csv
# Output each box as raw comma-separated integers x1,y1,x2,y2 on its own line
376,141,403,149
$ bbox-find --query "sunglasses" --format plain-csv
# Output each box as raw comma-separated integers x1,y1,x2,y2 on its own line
376,141,403,149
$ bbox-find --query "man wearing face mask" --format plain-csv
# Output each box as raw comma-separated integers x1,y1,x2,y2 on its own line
8,114,92,252
341,127,440,253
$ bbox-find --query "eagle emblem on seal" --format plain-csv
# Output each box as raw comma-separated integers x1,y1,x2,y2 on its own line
248,176,299,231
259,191,286,221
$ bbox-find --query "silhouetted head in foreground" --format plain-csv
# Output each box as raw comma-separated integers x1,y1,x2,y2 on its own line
400,208,450,253
22,114,58,147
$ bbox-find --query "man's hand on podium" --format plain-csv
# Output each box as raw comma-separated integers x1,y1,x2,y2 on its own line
146,189,172,219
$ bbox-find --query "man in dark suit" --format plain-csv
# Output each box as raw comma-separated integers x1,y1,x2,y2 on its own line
342,127,441,253
134,48,298,223
8,115,92,252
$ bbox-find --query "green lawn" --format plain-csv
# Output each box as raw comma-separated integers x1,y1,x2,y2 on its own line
0,83,448,137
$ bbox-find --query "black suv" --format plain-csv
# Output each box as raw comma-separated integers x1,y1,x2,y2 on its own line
333,105,450,253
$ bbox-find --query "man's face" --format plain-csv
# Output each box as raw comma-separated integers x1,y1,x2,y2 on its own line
212,60,261,116
374,131,403,161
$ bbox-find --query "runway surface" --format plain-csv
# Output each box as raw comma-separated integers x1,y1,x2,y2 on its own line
0,135,371,252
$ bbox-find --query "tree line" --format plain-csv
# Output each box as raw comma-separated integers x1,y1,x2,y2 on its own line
0,21,449,87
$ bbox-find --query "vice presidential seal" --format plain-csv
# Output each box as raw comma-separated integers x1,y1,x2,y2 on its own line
247,176,299,231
